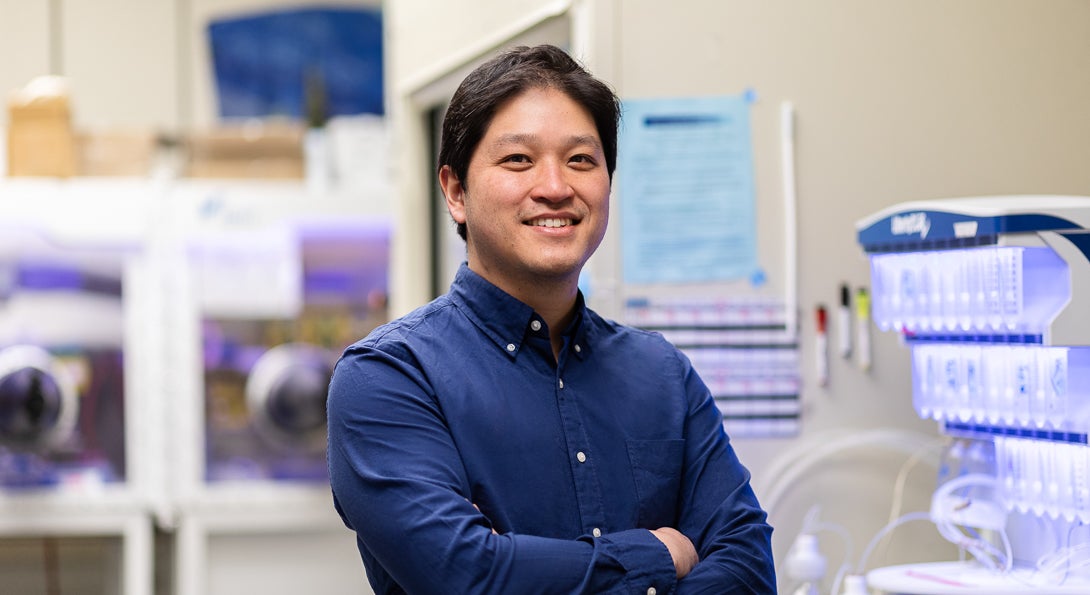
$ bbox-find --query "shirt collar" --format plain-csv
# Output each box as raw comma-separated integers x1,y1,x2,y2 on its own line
448,263,589,359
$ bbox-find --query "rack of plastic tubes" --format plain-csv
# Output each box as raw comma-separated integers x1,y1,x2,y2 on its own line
854,195,1090,594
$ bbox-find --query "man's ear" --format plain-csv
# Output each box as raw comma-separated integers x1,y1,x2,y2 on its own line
439,165,467,226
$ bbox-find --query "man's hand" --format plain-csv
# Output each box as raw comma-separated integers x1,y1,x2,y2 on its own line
472,503,498,534
650,527,698,579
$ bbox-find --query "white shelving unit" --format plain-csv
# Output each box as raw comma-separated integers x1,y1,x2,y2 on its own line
0,489,153,595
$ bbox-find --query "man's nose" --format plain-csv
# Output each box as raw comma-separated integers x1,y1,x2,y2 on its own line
532,160,574,201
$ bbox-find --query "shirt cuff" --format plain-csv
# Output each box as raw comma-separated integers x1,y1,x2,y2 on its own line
589,528,677,595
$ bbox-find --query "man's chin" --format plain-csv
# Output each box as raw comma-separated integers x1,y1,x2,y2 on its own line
521,258,584,282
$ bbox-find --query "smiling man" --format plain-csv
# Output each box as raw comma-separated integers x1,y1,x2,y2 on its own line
327,45,775,594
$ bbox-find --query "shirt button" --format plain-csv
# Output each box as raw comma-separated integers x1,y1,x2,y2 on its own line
576,451,586,463
647,589,657,595
530,320,542,331
592,527,601,538
558,379,564,389
506,343,516,352
574,344,581,353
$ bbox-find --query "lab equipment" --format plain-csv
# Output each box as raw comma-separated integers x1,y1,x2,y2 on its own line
0,345,76,451
856,195,1090,593
0,179,159,595
166,181,392,595
786,533,827,595
192,215,390,483
245,342,336,456
0,230,133,490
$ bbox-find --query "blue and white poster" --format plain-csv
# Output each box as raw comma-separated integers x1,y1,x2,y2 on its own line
619,95,758,284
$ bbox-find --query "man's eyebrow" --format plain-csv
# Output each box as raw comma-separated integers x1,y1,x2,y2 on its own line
568,134,604,151
491,133,603,151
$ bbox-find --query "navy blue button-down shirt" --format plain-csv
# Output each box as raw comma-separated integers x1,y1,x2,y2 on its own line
328,265,775,594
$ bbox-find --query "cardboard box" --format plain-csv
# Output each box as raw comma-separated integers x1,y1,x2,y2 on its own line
7,86,76,177
75,130,160,177
185,123,304,179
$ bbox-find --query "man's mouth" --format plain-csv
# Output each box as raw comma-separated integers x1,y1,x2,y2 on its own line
528,217,575,228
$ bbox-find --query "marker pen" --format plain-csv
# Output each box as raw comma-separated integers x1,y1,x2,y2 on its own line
838,284,852,359
816,305,829,387
857,287,872,371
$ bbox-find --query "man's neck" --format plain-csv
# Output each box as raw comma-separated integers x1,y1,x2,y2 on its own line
468,263,580,359
529,286,578,358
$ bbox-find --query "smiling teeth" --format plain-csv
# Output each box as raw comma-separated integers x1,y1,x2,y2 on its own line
533,218,572,228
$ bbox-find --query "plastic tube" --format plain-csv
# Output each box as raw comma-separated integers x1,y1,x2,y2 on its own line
855,511,933,574
758,429,940,515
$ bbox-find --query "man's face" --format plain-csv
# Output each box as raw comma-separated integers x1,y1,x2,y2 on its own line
441,87,610,295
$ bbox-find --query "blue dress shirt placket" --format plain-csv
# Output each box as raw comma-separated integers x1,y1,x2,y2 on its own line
549,326,610,542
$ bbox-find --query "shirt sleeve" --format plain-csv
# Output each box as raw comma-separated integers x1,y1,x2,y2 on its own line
327,343,678,595
670,349,777,594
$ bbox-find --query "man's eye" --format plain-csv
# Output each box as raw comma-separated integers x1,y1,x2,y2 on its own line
503,154,531,164
570,154,597,166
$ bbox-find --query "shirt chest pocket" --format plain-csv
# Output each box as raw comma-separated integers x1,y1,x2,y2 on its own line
626,439,685,528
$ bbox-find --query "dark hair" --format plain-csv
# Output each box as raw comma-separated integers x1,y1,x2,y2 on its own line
437,44,620,240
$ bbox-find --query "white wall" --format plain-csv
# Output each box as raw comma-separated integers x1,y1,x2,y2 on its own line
61,0,179,131
384,0,1090,589
1,0,177,131
0,1,51,113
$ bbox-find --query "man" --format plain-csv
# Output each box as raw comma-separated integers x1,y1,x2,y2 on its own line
327,44,775,594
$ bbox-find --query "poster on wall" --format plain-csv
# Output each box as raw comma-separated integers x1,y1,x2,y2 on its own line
208,6,384,119
618,95,757,285
625,296,799,438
